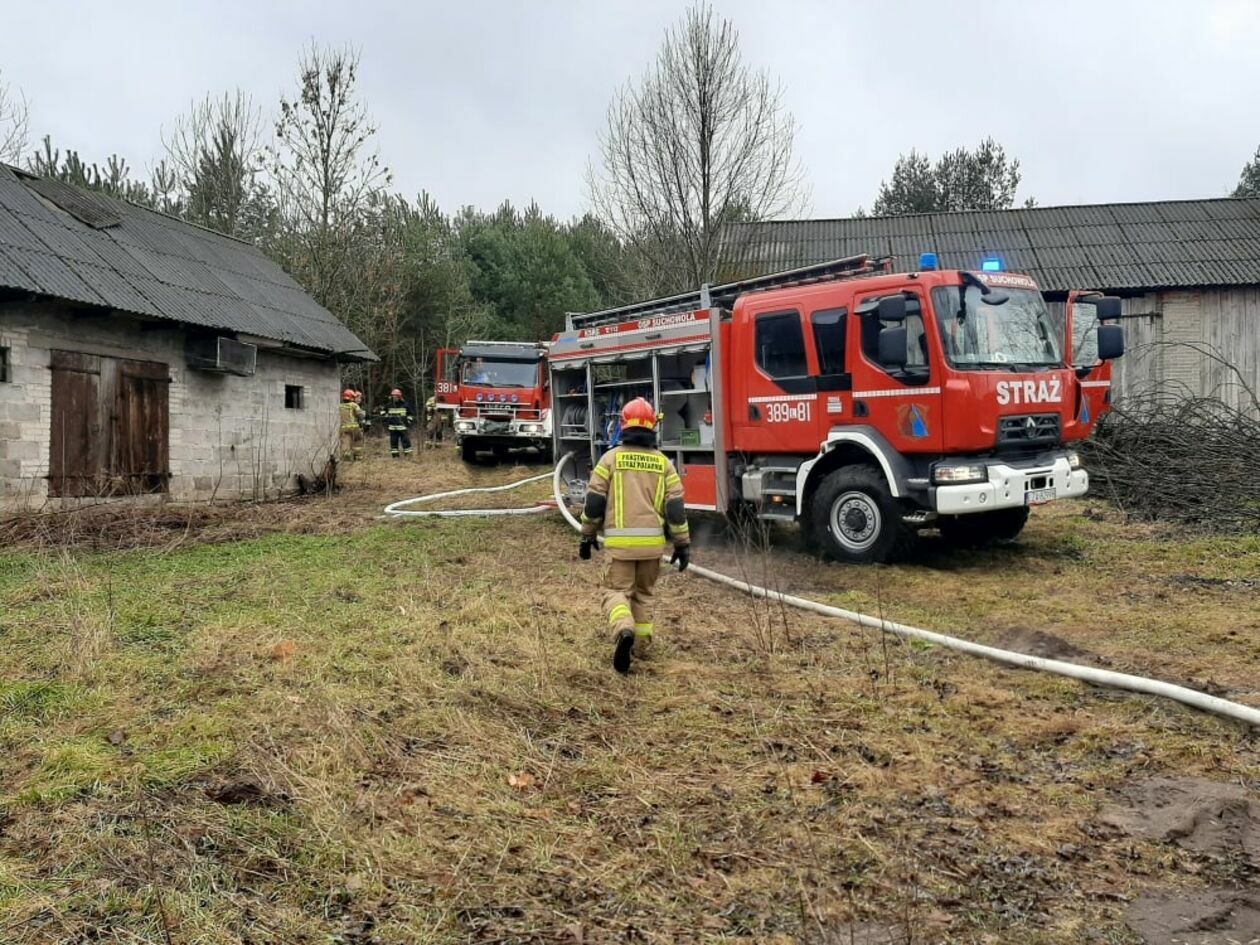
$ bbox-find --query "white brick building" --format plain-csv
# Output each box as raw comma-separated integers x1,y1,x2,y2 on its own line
0,166,372,510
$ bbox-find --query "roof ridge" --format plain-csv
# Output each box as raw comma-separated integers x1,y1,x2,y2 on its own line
125,199,259,248
743,195,1260,226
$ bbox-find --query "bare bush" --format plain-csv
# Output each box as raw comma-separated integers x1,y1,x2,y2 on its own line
1084,392,1260,532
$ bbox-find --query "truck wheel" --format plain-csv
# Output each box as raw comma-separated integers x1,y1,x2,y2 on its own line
460,440,480,464
809,466,912,564
939,507,1029,546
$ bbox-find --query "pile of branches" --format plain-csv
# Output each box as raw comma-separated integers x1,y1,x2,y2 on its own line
1084,391,1260,532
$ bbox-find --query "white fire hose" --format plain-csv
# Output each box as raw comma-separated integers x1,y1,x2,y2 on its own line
384,453,1260,730
383,471,558,518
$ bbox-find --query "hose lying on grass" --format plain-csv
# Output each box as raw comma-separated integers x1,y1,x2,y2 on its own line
383,471,558,518
384,454,1260,730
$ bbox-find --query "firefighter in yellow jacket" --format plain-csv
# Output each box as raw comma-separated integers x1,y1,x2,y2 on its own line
339,389,365,461
579,397,690,674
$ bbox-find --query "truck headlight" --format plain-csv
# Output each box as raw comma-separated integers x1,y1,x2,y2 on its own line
455,420,476,433
519,423,542,434
1067,451,1082,470
933,463,988,485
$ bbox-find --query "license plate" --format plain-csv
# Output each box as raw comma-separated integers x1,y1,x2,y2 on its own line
1025,487,1056,506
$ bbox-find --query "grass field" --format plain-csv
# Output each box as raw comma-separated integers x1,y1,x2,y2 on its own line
1,444,1258,944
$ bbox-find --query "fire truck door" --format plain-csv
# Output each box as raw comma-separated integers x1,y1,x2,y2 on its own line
807,305,853,441
435,348,459,407
1064,291,1111,432
848,288,943,453
729,308,825,455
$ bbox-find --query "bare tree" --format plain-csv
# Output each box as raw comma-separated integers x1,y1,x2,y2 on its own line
0,71,30,165
163,91,266,236
587,2,805,293
267,43,390,307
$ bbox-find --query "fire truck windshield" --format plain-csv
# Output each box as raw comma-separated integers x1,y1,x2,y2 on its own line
461,359,539,388
931,286,1063,369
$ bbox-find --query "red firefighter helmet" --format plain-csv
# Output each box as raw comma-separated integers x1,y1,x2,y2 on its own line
390,388,403,398
620,396,657,431
342,389,356,401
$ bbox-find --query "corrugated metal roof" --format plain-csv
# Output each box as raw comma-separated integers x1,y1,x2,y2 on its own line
0,163,372,359
723,197,1260,293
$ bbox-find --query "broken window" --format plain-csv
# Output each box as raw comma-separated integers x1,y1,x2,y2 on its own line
285,385,304,409
0,346,9,383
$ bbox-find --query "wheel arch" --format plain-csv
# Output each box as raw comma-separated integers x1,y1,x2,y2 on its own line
796,429,912,517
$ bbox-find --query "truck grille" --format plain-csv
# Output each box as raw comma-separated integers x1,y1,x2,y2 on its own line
998,414,1060,447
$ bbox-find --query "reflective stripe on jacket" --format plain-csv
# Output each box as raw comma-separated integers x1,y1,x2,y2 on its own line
340,401,364,431
386,402,412,430
580,446,689,561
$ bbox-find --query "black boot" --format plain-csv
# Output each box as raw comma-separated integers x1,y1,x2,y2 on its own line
612,628,635,675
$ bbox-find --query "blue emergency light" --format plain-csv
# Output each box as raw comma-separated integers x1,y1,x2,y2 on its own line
918,252,938,271
981,257,1004,272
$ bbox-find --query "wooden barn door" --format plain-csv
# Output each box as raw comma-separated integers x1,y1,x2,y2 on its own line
114,359,170,494
49,350,170,497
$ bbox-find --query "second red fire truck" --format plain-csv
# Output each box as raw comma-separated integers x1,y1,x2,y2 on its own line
446,340,552,463
548,254,1124,563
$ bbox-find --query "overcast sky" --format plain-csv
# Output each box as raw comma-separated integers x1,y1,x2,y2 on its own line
4,0,1260,220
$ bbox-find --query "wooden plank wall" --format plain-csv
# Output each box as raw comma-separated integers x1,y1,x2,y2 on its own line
1198,288,1260,413
1049,290,1258,415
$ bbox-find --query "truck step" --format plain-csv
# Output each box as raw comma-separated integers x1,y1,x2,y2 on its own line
757,509,796,522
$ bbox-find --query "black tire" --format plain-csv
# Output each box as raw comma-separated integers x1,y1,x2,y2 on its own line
460,439,480,464
939,507,1029,546
808,466,913,564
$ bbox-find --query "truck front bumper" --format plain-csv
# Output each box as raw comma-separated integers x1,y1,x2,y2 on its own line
453,419,548,439
932,455,1088,516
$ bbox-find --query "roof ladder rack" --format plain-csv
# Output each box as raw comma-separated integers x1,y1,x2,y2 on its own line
565,254,892,331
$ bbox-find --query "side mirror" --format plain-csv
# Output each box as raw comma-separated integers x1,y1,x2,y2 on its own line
877,295,907,322
1093,296,1123,320
878,326,908,369
1097,323,1124,361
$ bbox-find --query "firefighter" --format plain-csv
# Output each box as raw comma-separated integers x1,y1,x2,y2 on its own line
353,390,370,433
339,389,365,461
423,395,444,444
385,388,415,458
578,396,690,675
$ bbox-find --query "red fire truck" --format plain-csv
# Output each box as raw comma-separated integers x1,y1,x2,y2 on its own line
548,254,1123,563
449,340,552,463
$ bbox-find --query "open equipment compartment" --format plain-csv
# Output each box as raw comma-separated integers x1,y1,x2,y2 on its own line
549,306,723,512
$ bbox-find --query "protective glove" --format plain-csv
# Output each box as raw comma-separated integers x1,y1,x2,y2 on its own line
579,537,596,560
670,545,690,572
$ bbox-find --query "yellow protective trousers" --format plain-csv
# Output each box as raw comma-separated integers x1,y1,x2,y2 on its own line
602,557,660,653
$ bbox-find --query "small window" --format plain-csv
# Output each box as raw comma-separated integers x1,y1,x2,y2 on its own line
0,346,9,383
1071,300,1102,367
812,308,847,375
285,384,304,409
755,311,808,379
859,296,929,371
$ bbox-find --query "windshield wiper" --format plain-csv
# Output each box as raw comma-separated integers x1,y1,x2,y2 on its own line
963,360,1058,371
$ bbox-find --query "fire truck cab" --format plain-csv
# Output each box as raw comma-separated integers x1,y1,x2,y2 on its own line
451,340,552,463
549,255,1124,563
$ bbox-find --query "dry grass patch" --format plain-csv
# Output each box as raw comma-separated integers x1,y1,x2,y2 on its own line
1,446,1257,943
